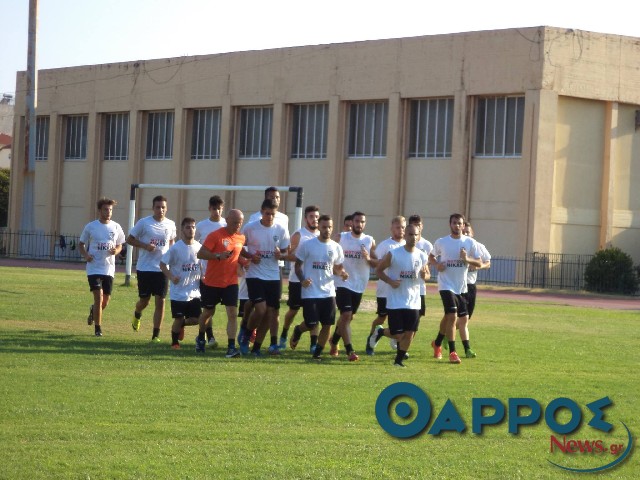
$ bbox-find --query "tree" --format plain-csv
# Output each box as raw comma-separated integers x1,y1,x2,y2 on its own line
0,168,9,227
584,246,639,295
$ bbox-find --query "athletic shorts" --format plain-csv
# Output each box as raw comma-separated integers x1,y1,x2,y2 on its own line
170,298,202,319
335,287,363,315
376,297,388,316
200,283,239,309
136,270,168,299
388,308,420,335
246,278,281,309
302,297,336,327
439,290,468,317
87,274,113,295
463,283,477,318
420,295,426,317
287,281,302,310
238,299,248,318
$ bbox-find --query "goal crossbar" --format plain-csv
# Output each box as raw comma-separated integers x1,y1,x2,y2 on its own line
125,183,304,285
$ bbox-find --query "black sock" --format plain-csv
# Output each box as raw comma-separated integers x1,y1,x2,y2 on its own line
280,327,289,338
152,328,160,339
292,326,302,342
310,334,318,347
198,332,206,341
313,345,323,357
395,349,407,364
331,332,341,345
134,311,141,319
345,343,354,354
206,326,214,340
228,338,235,348
95,325,101,334
462,340,471,351
448,341,456,352
171,331,179,344
435,333,445,346
252,342,262,353
270,335,277,346
375,328,385,342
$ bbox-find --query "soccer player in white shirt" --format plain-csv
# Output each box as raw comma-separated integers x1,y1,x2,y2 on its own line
160,218,202,350
429,213,482,364
328,211,377,361
289,215,348,361
374,224,430,367
279,205,320,351
366,216,406,354
79,198,126,337
195,195,227,347
240,198,290,356
126,195,177,342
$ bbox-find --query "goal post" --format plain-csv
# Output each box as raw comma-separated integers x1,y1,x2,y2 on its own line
125,183,304,286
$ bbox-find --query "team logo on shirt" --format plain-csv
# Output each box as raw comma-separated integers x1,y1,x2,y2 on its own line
312,261,331,272
446,260,465,268
272,235,280,245
327,250,334,261
399,270,418,279
150,238,166,247
96,242,112,251
109,232,115,240
182,263,199,272
344,249,362,259
223,239,230,248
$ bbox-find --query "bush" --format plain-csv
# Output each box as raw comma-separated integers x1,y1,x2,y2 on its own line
584,247,639,294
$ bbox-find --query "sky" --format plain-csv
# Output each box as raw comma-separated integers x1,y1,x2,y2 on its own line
1,0,638,98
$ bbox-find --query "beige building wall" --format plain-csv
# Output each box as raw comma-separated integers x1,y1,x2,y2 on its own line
9,27,640,262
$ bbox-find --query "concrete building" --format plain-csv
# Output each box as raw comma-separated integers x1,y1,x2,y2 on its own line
9,26,640,262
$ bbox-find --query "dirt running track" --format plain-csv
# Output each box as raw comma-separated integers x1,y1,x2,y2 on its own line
2,258,639,311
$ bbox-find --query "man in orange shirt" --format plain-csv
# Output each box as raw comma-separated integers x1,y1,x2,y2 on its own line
195,209,252,357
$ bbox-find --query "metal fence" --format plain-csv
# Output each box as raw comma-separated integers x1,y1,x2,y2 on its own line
1,229,637,293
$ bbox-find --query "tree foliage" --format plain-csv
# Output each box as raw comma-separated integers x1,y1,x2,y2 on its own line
584,246,639,295
0,168,9,227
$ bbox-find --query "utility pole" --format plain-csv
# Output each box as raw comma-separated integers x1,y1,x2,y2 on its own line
21,0,38,232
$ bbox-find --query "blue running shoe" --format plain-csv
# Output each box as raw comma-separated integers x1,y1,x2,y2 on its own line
225,347,241,358
310,344,317,355
268,345,281,355
195,336,206,353
279,336,287,351
365,335,374,355
252,350,263,358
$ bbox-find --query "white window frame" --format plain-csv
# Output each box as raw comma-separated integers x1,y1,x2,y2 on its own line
408,98,454,158
146,111,174,160
238,107,272,159
475,96,525,158
191,108,221,160
104,113,129,161
64,115,88,160
348,101,388,158
291,103,328,159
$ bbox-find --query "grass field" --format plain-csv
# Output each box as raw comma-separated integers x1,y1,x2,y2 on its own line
0,266,637,479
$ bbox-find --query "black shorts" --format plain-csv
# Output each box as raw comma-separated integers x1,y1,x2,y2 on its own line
302,297,337,327
287,281,302,310
463,283,477,318
439,290,468,317
246,278,281,309
420,295,426,317
376,297,388,316
238,299,248,317
136,270,168,299
388,308,420,335
200,283,239,309
170,298,202,319
335,287,363,314
87,275,113,295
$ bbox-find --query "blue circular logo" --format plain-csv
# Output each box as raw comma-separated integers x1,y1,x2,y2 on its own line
375,382,431,438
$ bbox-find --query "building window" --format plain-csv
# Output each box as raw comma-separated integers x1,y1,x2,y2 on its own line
146,111,174,160
238,107,272,159
35,116,49,161
408,98,453,158
191,108,221,160
291,103,328,159
475,96,524,157
65,115,88,160
348,101,388,158
104,113,129,161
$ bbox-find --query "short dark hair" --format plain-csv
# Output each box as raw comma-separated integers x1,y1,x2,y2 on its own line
152,195,167,206
319,214,332,223
352,211,365,218
344,214,354,223
305,205,320,214
97,197,117,210
261,198,278,211
264,186,279,197
209,195,224,208
408,214,422,225
181,217,196,227
450,213,465,223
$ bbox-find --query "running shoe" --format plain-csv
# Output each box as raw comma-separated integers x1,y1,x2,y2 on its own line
289,336,299,350
279,336,287,351
87,305,94,325
393,361,406,368
431,340,442,359
309,344,317,355
95,330,103,337
268,345,281,355
329,341,339,357
465,349,477,358
132,313,141,332
151,337,161,343
249,329,257,344
178,327,185,341
449,351,462,364
389,337,398,350
365,338,374,356
195,336,206,353
252,350,263,358
225,347,241,358
368,326,383,349
207,337,218,348
171,343,180,350
348,352,359,362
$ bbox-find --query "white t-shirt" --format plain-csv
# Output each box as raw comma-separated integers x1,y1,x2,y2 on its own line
249,210,289,230
195,217,227,274
288,227,319,283
129,215,177,272
295,237,345,299
467,241,491,285
241,220,290,281
416,236,434,295
385,247,429,310
79,220,126,277
375,237,406,298
431,234,480,294
336,231,375,293
161,240,202,301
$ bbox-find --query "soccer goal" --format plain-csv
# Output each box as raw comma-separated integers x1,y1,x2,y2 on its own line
125,183,304,286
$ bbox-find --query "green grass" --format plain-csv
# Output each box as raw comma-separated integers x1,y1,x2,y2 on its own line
0,266,637,479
